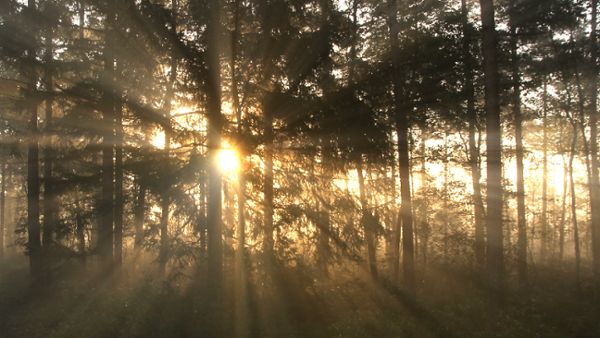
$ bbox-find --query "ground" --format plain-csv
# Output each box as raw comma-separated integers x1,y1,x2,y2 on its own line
0,254,599,338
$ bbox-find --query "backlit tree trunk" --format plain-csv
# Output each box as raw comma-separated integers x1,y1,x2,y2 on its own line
206,0,223,293
388,0,415,292
462,0,485,269
588,0,600,291
42,25,57,249
357,157,377,279
510,23,527,288
479,0,504,293
26,0,42,277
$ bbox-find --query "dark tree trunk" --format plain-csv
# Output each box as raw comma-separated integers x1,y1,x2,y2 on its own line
206,0,223,295
443,131,449,262
559,159,567,262
159,0,178,271
479,0,504,293
75,211,85,260
99,4,115,263
387,0,415,292
26,0,42,278
357,157,377,279
569,120,582,288
114,90,123,265
419,132,429,268
588,0,600,291
510,24,527,289
134,179,146,249
462,0,485,269
0,162,5,259
541,78,549,261
42,26,57,249
263,110,274,257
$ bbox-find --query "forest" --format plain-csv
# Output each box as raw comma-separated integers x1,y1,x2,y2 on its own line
1,0,600,337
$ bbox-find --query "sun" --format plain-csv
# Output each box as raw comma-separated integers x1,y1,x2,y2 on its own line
218,141,240,174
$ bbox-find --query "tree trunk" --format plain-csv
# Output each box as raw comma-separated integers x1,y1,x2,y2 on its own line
159,0,178,271
0,161,5,259
42,25,57,249
75,210,85,260
206,0,223,294
462,0,485,269
479,0,504,293
26,0,42,277
510,23,527,288
263,110,274,257
443,131,449,262
99,5,115,263
541,78,549,262
114,88,123,265
588,0,600,291
420,132,429,268
357,157,377,279
388,0,415,292
569,120,582,288
559,158,568,262
134,179,146,249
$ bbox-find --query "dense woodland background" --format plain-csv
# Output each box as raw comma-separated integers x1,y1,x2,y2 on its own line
1,0,600,337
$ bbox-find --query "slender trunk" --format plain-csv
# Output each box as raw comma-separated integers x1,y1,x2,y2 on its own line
76,210,85,259
0,162,5,259
134,179,146,249
99,5,115,263
510,24,527,288
42,25,57,249
159,0,178,271
357,157,377,279
206,0,223,293
569,120,582,287
26,0,42,277
588,0,600,291
388,0,415,292
541,78,549,261
462,0,485,268
420,132,429,268
390,158,400,275
263,110,274,257
443,131,449,262
231,0,245,262
229,6,249,333
559,158,568,261
479,0,504,292
114,87,123,265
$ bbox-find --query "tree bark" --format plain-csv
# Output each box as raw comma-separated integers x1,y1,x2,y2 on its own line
0,162,5,259
387,0,415,292
26,0,42,277
206,0,223,294
114,87,123,265
357,157,377,279
99,4,115,263
510,23,527,288
569,119,582,288
134,179,146,249
588,0,600,291
541,78,549,261
479,0,504,293
462,0,485,269
263,109,274,257
159,0,178,271
42,25,57,249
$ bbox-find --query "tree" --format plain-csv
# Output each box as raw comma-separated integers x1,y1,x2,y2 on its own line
387,0,415,291
479,0,504,292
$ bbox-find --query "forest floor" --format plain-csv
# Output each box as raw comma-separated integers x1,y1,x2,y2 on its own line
0,253,599,338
